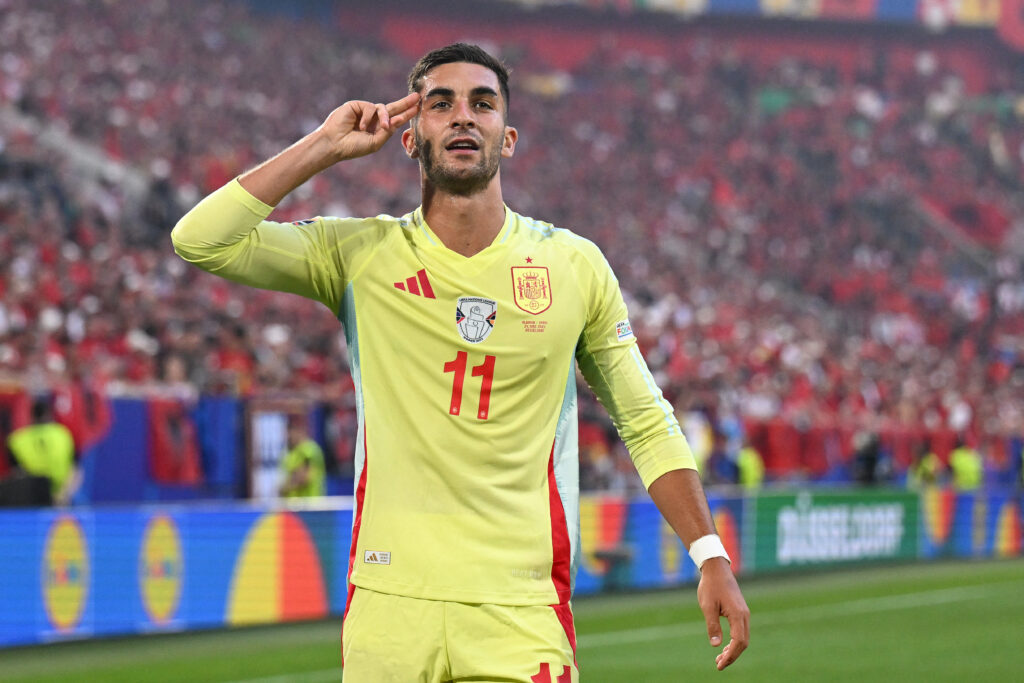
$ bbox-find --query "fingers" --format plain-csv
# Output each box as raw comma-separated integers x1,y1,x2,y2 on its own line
357,101,377,132
715,639,735,671
389,101,419,128
704,609,723,648
715,636,748,671
355,93,419,135
375,102,390,130
386,91,421,117
385,93,420,130
715,605,750,671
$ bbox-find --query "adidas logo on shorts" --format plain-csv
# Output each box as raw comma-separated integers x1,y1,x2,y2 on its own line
364,550,391,565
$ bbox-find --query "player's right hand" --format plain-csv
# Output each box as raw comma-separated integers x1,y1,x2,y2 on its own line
318,93,421,161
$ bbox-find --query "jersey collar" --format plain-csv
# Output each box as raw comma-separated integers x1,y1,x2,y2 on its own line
410,206,514,261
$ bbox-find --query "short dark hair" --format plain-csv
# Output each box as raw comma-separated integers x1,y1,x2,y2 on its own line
31,398,52,423
408,43,510,116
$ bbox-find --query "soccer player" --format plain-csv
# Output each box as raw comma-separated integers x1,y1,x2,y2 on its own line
172,43,749,681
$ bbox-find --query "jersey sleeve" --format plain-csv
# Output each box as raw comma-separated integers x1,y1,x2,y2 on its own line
170,179,372,314
574,243,696,489
54,425,77,488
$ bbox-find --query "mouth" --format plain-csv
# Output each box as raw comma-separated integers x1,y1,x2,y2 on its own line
445,137,481,154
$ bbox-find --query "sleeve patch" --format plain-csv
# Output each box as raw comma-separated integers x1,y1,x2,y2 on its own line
615,320,634,341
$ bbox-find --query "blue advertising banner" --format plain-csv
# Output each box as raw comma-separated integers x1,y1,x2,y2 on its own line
572,494,744,593
0,504,352,647
2,488,1019,648
919,488,1023,558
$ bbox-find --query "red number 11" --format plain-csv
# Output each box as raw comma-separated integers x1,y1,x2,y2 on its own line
443,352,496,419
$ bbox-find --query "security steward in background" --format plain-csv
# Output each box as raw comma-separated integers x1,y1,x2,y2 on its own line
949,437,983,492
2,398,80,506
279,415,326,498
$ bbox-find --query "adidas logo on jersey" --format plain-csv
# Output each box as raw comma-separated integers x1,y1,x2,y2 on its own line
394,269,435,299
364,550,391,565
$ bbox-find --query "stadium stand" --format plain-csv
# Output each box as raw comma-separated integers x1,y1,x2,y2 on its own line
1,0,1022,494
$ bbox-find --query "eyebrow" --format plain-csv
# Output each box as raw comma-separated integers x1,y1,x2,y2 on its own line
423,86,500,100
424,87,455,100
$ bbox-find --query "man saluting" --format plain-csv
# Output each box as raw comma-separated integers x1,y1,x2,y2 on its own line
172,43,748,682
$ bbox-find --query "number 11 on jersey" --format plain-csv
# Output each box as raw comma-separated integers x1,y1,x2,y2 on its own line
443,352,496,420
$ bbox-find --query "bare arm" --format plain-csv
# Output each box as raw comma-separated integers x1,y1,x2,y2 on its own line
239,92,420,206
55,466,82,507
279,461,312,497
648,468,750,671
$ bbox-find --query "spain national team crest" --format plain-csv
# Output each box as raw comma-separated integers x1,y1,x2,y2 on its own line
511,266,552,315
456,296,497,343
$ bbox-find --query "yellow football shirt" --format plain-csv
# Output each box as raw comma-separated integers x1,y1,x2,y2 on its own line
171,179,696,606
7,422,76,497
280,438,326,498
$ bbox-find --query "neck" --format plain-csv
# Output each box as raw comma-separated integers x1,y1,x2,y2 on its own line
421,176,506,258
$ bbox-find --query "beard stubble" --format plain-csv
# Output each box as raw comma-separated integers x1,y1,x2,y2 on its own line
416,132,502,196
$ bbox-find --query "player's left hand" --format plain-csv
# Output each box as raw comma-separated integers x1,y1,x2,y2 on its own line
697,557,749,671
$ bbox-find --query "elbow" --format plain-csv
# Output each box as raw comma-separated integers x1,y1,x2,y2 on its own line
169,215,202,263
169,228,184,257
169,232,192,263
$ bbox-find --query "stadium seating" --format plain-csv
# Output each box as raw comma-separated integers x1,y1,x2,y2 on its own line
1,0,1022,492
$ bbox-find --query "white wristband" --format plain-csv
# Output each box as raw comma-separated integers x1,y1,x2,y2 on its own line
688,534,730,570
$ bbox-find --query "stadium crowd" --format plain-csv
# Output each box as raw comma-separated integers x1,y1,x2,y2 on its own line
1,0,1023,490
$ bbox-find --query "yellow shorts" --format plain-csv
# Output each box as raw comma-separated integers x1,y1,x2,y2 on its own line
342,586,579,682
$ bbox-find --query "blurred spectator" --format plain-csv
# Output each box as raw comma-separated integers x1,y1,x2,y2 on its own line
279,415,325,498
705,430,739,486
949,437,983,491
907,442,944,489
737,442,765,490
0,0,1022,491
852,430,885,486
3,398,79,506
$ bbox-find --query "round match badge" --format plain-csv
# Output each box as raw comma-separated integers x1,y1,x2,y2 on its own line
456,297,497,343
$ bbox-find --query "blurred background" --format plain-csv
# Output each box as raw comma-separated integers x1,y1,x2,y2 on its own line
0,0,1022,678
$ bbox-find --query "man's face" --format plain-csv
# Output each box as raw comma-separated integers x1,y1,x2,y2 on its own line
403,62,517,196
287,424,304,448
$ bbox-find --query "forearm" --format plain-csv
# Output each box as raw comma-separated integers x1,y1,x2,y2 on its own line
653,470,749,670
237,91,420,206
647,467,717,547
280,468,310,495
238,128,340,207
56,467,82,506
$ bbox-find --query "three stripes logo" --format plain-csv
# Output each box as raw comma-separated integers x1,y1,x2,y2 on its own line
530,663,572,682
394,269,435,299
364,550,391,565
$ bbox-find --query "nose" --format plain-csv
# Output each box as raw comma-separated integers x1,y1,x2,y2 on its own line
449,99,475,128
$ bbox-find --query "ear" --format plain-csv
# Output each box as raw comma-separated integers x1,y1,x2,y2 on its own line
501,126,518,159
402,127,419,159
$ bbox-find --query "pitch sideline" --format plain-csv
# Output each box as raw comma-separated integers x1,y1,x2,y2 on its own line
225,580,1018,683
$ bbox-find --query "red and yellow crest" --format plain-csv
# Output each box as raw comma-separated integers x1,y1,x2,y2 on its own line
511,266,552,315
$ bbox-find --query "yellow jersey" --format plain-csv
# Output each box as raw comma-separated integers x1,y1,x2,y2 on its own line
7,422,76,497
172,180,695,606
281,438,326,498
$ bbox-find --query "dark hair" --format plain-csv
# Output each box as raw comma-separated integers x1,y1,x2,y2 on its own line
407,43,510,116
31,398,52,423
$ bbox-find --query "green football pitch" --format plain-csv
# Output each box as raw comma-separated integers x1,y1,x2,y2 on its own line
3,558,1021,682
